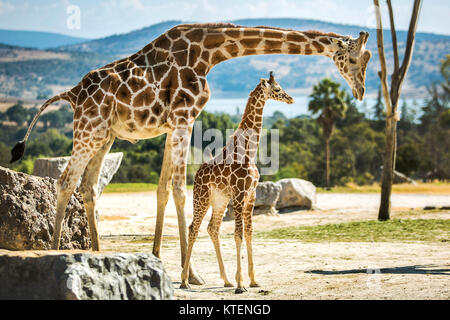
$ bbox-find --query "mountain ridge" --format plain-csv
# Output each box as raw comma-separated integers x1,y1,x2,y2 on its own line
0,29,89,50
0,18,448,99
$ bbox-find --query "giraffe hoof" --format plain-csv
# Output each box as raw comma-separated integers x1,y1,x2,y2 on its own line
189,273,205,285
180,283,191,290
224,282,234,288
235,287,247,294
250,282,260,288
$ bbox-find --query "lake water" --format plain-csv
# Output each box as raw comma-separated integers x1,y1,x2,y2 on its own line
203,94,425,119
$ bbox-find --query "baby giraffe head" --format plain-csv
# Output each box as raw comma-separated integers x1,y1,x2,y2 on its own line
260,72,295,104
331,31,372,101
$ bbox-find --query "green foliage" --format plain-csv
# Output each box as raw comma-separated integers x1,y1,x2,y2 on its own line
308,78,348,139
5,101,29,125
0,58,449,184
15,158,34,174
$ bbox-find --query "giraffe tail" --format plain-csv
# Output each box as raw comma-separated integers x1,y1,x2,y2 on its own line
10,92,72,163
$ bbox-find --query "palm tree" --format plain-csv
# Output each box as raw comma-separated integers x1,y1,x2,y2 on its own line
308,78,348,188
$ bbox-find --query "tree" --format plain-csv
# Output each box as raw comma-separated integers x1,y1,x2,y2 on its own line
372,86,385,121
6,101,28,125
418,56,450,179
308,78,348,188
373,0,422,220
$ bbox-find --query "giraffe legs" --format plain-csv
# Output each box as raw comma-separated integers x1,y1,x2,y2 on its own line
152,133,174,258
171,128,205,285
78,134,116,251
52,146,98,250
208,204,233,288
180,185,209,289
243,188,259,288
51,120,111,251
232,192,246,294
152,128,203,285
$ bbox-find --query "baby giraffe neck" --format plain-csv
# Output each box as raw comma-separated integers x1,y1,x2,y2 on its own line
238,85,267,132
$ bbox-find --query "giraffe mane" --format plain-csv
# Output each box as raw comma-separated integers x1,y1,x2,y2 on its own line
176,23,344,38
176,22,243,29
303,29,344,38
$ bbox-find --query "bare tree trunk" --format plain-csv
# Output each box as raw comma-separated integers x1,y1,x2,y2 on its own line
325,137,330,188
374,0,421,221
379,119,397,220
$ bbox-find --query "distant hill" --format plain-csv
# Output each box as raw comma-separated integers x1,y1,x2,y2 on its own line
0,29,88,50
0,43,112,98
0,18,448,100
57,21,183,56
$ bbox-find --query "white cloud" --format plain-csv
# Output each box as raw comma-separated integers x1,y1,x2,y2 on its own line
0,1,15,15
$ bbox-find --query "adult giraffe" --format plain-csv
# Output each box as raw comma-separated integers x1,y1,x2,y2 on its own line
11,23,371,285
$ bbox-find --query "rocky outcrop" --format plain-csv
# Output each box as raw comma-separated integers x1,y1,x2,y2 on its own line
0,166,91,250
224,181,282,220
275,178,316,211
253,181,282,216
33,152,123,195
0,250,174,300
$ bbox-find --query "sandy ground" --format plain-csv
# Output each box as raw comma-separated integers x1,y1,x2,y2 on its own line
97,191,450,300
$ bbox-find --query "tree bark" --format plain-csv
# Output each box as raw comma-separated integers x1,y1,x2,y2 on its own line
325,137,330,188
378,117,397,220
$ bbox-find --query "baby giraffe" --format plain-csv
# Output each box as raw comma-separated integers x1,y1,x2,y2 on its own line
180,72,294,293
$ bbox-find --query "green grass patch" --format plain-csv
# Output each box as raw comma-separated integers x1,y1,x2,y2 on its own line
317,182,450,194
103,183,193,193
255,219,450,243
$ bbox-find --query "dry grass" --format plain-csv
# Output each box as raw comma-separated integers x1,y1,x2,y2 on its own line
256,219,450,243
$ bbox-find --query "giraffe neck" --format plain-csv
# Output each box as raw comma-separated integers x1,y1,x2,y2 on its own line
194,25,341,71
218,84,267,164
238,84,267,134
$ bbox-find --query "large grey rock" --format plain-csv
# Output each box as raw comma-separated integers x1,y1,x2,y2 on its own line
0,250,174,300
224,181,282,220
254,181,282,208
275,178,317,210
0,166,91,250
33,152,123,195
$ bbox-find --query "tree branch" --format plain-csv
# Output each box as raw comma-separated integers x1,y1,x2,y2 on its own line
397,0,422,89
373,0,393,116
387,0,399,77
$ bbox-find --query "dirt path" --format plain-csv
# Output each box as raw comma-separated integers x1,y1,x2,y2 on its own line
97,191,450,237
97,191,450,300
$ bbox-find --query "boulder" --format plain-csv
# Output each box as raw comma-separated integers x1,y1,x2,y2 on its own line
275,178,316,210
33,152,123,195
0,250,174,300
0,166,91,250
224,181,282,220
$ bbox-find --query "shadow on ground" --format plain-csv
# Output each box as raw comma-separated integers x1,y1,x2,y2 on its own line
307,264,450,276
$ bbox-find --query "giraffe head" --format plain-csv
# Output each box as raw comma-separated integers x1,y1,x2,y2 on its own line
331,31,372,101
260,72,294,104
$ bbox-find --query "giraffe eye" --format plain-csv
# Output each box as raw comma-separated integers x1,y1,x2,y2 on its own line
349,57,357,64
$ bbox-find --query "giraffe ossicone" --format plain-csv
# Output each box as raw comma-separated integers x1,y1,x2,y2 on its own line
10,23,370,286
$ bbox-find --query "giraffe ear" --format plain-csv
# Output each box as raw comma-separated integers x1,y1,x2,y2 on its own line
260,78,269,87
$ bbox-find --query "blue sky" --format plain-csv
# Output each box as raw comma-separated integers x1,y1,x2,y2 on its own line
0,0,448,38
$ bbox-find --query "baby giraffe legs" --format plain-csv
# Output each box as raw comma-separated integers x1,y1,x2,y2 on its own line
243,189,259,288
208,204,233,288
